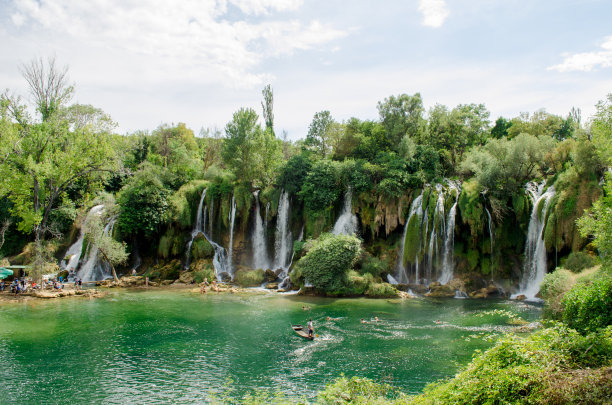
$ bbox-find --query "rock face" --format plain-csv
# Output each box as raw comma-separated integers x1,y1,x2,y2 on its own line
264,269,277,282
178,272,194,284
234,269,265,287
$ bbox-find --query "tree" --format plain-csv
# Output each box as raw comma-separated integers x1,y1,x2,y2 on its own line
305,110,334,157
491,117,511,139
83,205,128,282
20,56,74,122
222,108,262,185
590,93,612,164
261,84,274,133
117,163,169,240
377,93,426,146
0,61,118,243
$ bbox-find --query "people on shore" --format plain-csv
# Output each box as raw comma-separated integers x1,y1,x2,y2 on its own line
200,277,208,294
0,280,5,291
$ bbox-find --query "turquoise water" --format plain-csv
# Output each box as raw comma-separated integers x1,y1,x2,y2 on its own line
0,291,541,403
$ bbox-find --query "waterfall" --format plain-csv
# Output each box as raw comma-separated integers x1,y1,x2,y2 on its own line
252,191,270,270
485,207,494,256
395,192,424,284
439,182,460,284
332,187,358,235
208,198,214,236
76,211,117,282
394,181,461,286
227,195,237,273
61,205,105,279
273,190,293,272
185,189,231,280
515,184,555,299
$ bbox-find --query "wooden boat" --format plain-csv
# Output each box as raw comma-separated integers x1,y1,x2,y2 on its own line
292,324,314,340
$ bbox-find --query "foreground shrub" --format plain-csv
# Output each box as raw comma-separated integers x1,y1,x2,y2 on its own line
296,233,361,292
561,251,598,273
317,375,400,404
562,274,612,334
540,269,573,319
410,325,612,405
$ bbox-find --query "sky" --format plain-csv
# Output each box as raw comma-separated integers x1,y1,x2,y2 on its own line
1,0,611,139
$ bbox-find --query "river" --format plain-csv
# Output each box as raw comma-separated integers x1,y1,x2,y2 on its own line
0,290,541,403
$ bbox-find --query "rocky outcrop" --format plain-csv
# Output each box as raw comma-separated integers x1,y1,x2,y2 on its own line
425,282,455,298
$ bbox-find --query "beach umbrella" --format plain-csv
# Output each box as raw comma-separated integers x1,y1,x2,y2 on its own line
0,268,13,279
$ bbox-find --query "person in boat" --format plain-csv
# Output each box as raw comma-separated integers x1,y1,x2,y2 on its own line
307,319,314,337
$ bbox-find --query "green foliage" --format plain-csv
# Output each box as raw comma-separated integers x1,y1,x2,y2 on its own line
278,153,312,197
191,235,214,260
411,325,612,404
189,259,215,282
168,180,208,229
540,269,574,319
296,233,362,292
148,123,200,190
118,163,170,240
300,160,340,212
305,110,334,156
157,227,185,259
578,172,612,260
234,269,265,287
560,251,598,273
562,273,612,334
590,93,612,165
359,255,387,277
146,259,182,281
317,375,398,404
377,93,426,147
365,282,398,298
460,133,555,199
457,180,484,241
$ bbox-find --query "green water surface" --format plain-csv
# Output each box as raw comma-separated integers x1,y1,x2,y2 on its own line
0,290,541,403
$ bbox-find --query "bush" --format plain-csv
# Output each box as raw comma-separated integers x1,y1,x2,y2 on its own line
365,282,398,298
295,233,361,292
540,269,573,319
189,259,215,282
191,235,214,260
317,375,398,404
561,251,598,273
562,275,612,334
360,255,387,277
234,269,265,287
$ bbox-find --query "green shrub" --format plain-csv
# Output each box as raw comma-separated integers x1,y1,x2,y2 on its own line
560,251,597,273
193,268,215,284
295,233,361,292
146,259,182,281
562,275,612,334
540,269,573,319
234,269,265,287
317,375,399,404
360,255,387,277
191,235,214,260
365,282,398,298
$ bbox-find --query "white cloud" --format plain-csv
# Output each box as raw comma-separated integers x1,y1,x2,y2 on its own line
229,0,303,15
8,0,345,88
418,0,449,28
548,36,612,72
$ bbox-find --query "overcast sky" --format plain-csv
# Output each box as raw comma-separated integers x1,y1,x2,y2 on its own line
1,0,611,139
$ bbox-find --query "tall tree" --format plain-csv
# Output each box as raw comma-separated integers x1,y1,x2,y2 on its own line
222,108,261,184
377,93,426,146
305,110,334,157
261,84,274,133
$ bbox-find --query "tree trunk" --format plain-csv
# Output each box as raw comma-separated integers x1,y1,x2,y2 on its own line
100,250,119,282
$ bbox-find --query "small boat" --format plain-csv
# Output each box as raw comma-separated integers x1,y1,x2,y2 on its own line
292,324,314,340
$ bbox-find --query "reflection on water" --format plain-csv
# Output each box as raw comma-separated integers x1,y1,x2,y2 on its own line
0,291,541,403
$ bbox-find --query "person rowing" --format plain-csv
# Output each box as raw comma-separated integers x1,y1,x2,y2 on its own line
307,318,314,338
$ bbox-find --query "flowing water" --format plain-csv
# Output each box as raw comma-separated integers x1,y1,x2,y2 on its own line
332,187,358,236
252,191,271,270
0,292,541,403
274,190,292,272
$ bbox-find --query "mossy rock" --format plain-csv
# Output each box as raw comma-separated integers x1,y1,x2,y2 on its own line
57,270,69,280
158,228,185,259
426,284,455,298
191,234,214,260
146,259,182,281
234,269,265,287
189,259,215,283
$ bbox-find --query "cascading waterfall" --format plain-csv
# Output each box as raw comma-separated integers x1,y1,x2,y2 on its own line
185,189,231,280
394,192,424,284
273,190,293,273
515,184,556,299
439,182,460,284
332,187,358,235
61,204,105,278
393,181,462,286
252,191,271,270
208,198,214,237
227,195,237,273
77,213,117,282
